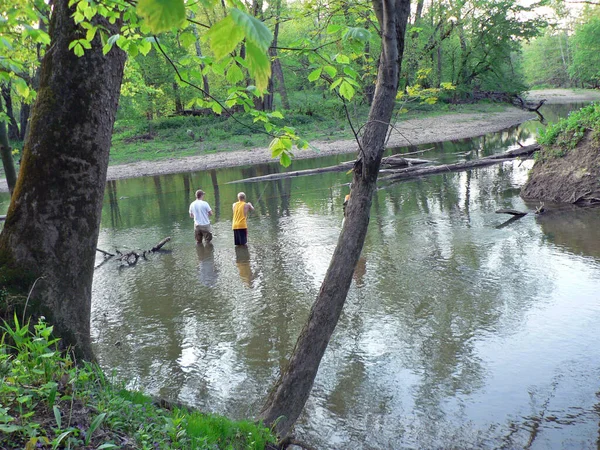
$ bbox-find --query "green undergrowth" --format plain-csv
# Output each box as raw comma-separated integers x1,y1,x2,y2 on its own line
537,102,600,158
0,316,276,449
108,100,512,165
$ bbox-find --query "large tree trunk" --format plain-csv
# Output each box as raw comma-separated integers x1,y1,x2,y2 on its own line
0,0,126,360
259,0,410,438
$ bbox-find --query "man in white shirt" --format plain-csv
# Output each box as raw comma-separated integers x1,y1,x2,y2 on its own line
189,189,213,244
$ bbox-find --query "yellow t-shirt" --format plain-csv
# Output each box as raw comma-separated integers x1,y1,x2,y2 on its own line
232,201,247,230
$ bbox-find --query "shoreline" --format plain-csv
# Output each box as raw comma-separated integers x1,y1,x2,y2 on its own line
1,89,599,193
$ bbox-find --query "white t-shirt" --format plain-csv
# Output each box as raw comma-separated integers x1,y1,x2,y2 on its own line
189,199,212,226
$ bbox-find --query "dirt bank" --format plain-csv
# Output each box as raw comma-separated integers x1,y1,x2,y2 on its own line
1,88,598,193
521,132,600,205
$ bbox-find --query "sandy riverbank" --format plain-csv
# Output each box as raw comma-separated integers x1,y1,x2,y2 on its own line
1,89,599,193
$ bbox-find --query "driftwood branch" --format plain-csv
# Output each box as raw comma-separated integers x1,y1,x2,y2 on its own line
151,237,171,252
94,237,171,269
0,215,6,222
514,96,546,112
379,144,540,183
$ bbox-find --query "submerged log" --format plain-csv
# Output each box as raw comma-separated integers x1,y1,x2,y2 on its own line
379,144,540,183
495,209,527,216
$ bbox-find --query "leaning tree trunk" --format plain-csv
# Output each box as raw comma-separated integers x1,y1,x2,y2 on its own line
259,0,410,438
0,0,126,360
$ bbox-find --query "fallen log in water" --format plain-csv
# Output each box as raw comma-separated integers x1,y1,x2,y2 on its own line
379,144,540,183
227,156,431,184
95,237,172,269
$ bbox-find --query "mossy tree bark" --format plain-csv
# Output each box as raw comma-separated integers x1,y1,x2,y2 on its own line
259,0,411,438
0,0,126,359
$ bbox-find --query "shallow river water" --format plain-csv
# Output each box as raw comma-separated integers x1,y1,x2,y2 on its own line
3,104,600,449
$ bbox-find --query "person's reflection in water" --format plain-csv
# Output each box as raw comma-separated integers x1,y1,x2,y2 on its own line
235,246,254,287
196,243,217,287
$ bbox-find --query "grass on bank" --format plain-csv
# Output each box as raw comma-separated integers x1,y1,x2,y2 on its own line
537,102,600,158
0,316,276,450
108,95,510,165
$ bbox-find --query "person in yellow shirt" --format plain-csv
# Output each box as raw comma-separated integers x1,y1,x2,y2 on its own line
343,193,350,217
232,192,254,246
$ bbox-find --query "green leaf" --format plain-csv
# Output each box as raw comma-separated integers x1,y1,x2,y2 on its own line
53,430,73,449
343,66,358,79
226,64,244,84
139,39,152,56
269,137,285,157
211,102,223,114
234,56,247,67
53,406,61,429
269,111,284,119
339,80,355,100
127,42,139,58
307,68,322,82
179,31,196,48
327,24,343,34
336,54,350,64
323,65,337,78
206,15,245,60
280,151,292,167
13,79,30,99
230,8,273,52
107,34,120,46
0,424,21,433
85,27,97,42
86,413,106,445
136,0,186,34
73,42,84,57
245,41,271,93
330,78,342,90
344,27,371,42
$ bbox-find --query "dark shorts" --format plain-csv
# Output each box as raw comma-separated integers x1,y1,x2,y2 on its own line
233,228,248,246
195,225,213,244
